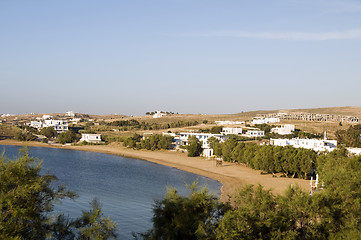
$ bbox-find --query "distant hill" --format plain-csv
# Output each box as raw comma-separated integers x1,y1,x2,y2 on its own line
231,106,361,119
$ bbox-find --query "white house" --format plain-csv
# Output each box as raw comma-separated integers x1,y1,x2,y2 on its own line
42,115,53,120
252,117,280,125
245,130,265,138
80,133,102,143
66,111,75,117
271,124,295,135
30,121,43,129
179,132,229,149
270,138,337,152
69,118,82,124
348,147,361,156
222,127,243,135
153,111,165,118
202,148,214,158
43,120,68,133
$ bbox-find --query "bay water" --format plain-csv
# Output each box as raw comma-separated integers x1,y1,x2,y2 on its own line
1,145,222,239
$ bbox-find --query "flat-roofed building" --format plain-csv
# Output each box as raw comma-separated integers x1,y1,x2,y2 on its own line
271,124,295,135
80,133,102,143
270,138,337,152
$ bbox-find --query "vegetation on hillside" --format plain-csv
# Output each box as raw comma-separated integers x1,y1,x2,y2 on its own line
211,139,318,179
138,150,361,239
57,130,81,144
123,134,174,150
335,124,361,147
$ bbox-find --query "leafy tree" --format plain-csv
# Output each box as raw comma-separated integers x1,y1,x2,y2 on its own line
123,133,142,148
15,130,37,141
207,136,220,149
210,126,223,134
75,199,118,240
137,182,229,240
0,148,118,239
187,136,203,157
335,124,361,147
40,126,58,139
57,130,80,144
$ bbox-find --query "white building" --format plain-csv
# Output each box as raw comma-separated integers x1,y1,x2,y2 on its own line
30,121,43,129
179,132,229,149
80,133,102,143
42,115,53,120
43,120,68,133
348,147,361,156
202,148,214,158
245,130,265,138
66,111,75,117
251,117,280,125
153,111,165,118
271,124,295,135
222,127,243,135
270,138,337,152
69,118,82,124
215,120,245,125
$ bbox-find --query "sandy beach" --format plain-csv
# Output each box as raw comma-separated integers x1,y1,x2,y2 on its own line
0,140,310,202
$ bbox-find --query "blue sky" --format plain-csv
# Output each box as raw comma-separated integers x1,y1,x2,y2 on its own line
1,0,360,115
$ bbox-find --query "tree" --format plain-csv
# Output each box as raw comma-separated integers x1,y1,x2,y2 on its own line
187,136,203,157
0,148,117,239
57,130,80,144
207,136,220,149
15,130,37,141
40,126,58,139
137,182,229,240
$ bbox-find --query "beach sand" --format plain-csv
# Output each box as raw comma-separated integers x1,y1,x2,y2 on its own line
0,140,310,202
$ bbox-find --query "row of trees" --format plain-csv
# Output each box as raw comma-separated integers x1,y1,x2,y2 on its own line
210,138,318,179
123,134,174,150
335,124,361,147
138,150,361,239
104,120,199,131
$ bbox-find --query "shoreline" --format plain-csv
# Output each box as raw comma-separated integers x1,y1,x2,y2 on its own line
0,140,310,202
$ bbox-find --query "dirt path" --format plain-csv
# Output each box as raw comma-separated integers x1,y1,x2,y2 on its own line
0,140,310,202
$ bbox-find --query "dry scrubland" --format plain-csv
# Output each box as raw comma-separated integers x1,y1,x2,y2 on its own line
1,106,361,200
83,106,361,139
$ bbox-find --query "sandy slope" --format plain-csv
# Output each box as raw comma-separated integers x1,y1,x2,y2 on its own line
0,140,310,202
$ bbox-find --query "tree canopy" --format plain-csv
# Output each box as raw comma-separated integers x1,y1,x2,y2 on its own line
138,151,361,239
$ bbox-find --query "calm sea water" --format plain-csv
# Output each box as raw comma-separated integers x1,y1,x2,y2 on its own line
1,145,221,239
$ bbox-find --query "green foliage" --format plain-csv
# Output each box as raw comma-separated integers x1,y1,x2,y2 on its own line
140,134,173,150
215,140,317,179
137,182,229,240
57,130,81,144
75,199,118,240
42,137,48,143
187,136,203,157
123,133,142,148
107,119,198,131
0,125,20,140
123,134,174,150
0,148,117,239
200,126,223,134
207,136,220,149
254,124,275,133
140,160,361,240
335,124,361,147
15,130,37,141
40,126,58,139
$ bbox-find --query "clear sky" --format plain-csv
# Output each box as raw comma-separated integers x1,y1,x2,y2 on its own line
1,0,360,116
